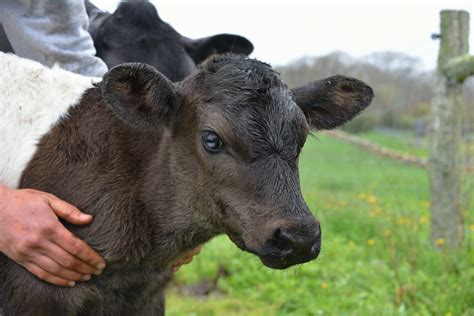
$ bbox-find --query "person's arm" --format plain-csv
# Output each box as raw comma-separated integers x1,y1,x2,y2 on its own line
0,183,105,287
0,0,107,77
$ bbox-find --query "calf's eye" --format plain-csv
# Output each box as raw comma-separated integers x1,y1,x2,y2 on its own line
201,131,224,153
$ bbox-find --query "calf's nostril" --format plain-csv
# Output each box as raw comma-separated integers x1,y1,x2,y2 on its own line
311,240,321,256
271,227,317,254
270,228,293,253
267,220,322,256
309,220,321,237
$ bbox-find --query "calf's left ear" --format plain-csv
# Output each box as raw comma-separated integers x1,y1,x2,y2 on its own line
101,63,180,129
291,75,374,130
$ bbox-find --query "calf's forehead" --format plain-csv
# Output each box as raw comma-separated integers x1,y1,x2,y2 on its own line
186,55,310,158
197,85,309,159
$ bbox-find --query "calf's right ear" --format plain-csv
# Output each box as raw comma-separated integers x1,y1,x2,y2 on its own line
101,63,180,129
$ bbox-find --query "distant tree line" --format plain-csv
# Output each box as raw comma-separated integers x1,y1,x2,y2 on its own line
277,51,474,134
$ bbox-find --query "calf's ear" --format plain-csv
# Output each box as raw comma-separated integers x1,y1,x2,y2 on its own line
291,75,374,130
183,34,254,65
101,63,180,129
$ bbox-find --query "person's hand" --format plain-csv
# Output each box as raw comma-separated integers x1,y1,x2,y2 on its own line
171,246,202,273
0,184,105,287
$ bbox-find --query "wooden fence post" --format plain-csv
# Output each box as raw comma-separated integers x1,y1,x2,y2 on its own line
430,10,473,247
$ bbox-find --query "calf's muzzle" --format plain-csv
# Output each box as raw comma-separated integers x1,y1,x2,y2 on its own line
259,216,321,269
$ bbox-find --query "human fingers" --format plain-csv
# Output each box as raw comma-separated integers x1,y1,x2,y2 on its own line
187,246,202,256
52,228,105,273
41,242,98,276
176,246,202,264
172,246,203,266
170,256,195,273
176,256,194,266
45,194,92,225
22,262,77,287
29,254,89,282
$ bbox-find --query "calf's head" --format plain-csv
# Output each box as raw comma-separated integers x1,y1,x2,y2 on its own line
101,55,373,269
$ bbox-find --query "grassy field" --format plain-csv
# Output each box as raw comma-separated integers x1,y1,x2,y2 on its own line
358,129,474,164
166,133,474,316
358,130,429,158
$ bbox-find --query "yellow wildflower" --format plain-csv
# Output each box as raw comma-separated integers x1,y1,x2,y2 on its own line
396,217,409,225
367,239,376,246
321,282,329,290
383,229,392,237
470,224,474,232
357,193,367,200
419,216,429,225
367,195,378,205
369,207,383,218
435,238,446,246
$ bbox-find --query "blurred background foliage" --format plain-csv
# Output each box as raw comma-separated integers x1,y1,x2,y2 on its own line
278,51,473,135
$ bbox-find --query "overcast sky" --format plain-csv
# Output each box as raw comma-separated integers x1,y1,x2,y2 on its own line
98,0,473,71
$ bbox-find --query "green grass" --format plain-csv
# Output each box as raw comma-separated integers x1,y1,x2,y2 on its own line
358,130,428,158
166,134,474,316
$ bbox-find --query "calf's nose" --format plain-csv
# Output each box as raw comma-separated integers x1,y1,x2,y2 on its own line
273,225,321,258
272,224,321,260
261,217,321,269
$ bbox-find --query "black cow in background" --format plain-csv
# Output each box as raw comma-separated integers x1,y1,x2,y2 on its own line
0,1,254,82
85,1,253,81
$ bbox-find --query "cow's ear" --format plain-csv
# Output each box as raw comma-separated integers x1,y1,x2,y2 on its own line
101,63,180,129
85,0,110,38
184,34,254,65
291,75,374,130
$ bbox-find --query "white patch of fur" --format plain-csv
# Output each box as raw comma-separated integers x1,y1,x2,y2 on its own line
0,53,96,188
